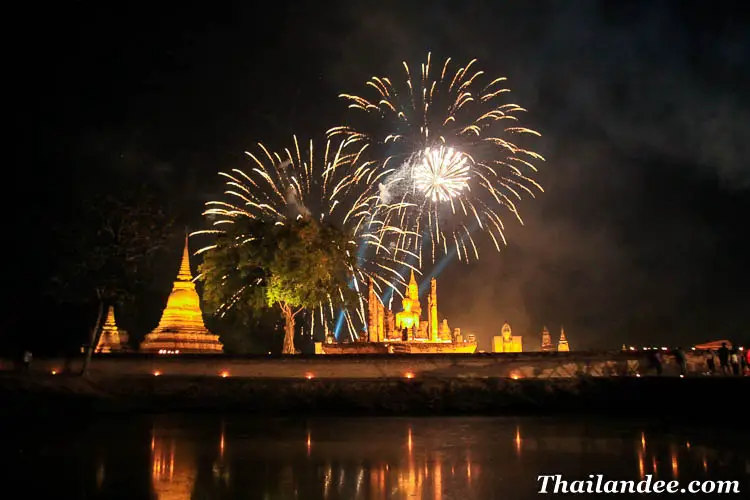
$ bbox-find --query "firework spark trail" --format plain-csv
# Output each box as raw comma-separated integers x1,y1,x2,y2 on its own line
193,136,411,339
328,53,545,264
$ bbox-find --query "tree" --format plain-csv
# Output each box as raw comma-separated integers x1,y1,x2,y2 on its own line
50,181,177,373
200,218,356,354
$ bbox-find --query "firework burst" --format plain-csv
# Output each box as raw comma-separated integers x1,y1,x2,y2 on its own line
193,136,410,339
328,52,545,265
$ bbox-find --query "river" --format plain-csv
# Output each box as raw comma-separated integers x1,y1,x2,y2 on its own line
4,416,748,498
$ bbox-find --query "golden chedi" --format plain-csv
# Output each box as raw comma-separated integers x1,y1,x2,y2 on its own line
140,236,223,354
95,306,123,353
558,326,570,351
540,325,555,352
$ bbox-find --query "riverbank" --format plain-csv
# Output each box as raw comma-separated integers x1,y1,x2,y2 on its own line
1,374,747,421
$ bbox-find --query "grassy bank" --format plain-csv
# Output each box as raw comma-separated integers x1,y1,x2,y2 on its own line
1,374,747,421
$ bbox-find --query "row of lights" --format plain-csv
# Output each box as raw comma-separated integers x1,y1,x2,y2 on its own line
629,346,745,352
45,368,529,380
627,346,678,351
48,369,692,379
158,349,180,355
48,369,419,378
143,371,420,379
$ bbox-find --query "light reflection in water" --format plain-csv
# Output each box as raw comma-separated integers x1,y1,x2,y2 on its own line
638,450,645,479
515,425,522,456
407,426,413,455
96,461,105,490
213,420,229,483
74,419,746,500
150,430,196,500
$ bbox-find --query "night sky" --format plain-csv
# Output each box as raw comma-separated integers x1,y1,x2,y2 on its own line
12,0,750,352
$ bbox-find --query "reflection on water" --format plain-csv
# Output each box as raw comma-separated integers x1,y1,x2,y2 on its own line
5,416,749,499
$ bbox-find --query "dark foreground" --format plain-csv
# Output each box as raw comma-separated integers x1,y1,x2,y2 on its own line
2,414,749,499
1,374,748,422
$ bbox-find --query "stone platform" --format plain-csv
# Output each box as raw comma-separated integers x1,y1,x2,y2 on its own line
0,350,712,379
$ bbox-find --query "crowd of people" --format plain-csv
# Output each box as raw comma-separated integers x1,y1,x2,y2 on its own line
648,342,748,376
703,342,747,376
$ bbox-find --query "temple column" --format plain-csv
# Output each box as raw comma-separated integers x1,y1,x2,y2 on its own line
429,278,438,342
377,301,385,342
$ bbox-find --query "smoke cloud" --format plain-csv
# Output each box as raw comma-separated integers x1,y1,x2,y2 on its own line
302,0,750,348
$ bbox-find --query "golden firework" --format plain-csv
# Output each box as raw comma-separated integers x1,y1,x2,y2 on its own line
194,136,409,339
329,53,545,264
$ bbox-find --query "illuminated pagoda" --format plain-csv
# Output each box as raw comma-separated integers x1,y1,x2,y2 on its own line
319,271,476,353
558,326,570,351
95,306,124,353
540,325,555,352
140,236,223,354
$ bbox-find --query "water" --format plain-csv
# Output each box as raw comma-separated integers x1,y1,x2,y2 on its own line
3,416,748,499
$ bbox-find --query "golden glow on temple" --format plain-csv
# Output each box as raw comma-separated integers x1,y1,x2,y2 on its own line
395,271,422,332
493,324,572,353
558,326,570,351
140,237,224,354
540,326,554,351
95,306,125,353
319,271,477,354
492,322,523,352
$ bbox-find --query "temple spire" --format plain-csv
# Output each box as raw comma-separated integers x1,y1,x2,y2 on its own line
177,232,192,282
95,306,123,353
558,325,570,352
541,325,554,351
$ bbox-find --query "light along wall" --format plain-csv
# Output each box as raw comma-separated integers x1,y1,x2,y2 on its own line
403,372,415,379
304,373,315,380
153,371,162,376
220,371,230,378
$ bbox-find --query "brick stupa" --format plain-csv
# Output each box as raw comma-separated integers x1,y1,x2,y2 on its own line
95,306,124,353
140,236,223,354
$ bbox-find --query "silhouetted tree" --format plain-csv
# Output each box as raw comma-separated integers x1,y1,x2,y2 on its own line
50,181,177,373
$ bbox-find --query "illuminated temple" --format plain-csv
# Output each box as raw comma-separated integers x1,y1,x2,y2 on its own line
140,237,224,354
539,325,572,352
318,270,477,354
95,306,125,353
492,322,523,352
558,326,570,351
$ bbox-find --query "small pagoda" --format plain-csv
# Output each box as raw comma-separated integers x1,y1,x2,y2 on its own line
140,236,224,354
558,326,570,352
540,326,555,352
95,306,124,353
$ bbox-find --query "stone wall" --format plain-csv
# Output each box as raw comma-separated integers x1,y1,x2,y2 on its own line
0,350,711,379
